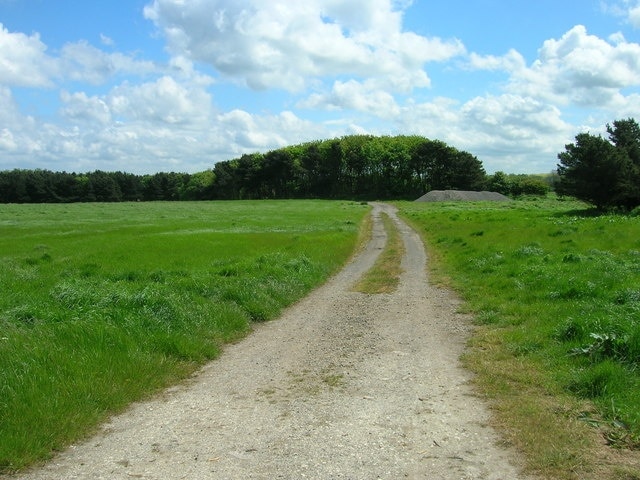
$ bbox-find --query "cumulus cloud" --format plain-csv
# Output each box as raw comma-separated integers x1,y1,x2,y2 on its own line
0,128,17,151
467,49,526,73
217,109,318,151
108,76,213,125
395,94,573,173
0,86,18,122
0,24,159,89
467,25,640,111
60,91,112,125
143,0,464,91
0,88,20,151
0,24,57,87
630,4,640,26
100,33,115,46
602,1,640,27
0,87,72,170
60,41,158,84
298,79,400,118
460,94,570,141
506,25,640,107
59,74,215,128
0,87,41,154
1,72,326,173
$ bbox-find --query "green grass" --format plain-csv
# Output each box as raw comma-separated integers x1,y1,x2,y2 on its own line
353,212,404,293
0,200,368,473
398,197,640,479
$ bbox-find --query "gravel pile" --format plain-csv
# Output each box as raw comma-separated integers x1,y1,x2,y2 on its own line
416,190,511,202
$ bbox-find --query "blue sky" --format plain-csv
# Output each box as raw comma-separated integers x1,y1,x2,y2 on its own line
1,0,639,174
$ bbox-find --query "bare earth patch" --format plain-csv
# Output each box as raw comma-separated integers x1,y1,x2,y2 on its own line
12,203,533,479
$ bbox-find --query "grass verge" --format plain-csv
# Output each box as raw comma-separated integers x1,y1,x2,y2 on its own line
353,212,404,294
0,200,368,473
398,197,640,479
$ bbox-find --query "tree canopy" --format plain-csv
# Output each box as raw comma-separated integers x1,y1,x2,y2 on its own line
211,135,487,200
557,118,640,210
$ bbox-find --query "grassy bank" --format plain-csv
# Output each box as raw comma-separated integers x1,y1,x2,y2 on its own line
398,197,640,479
0,200,368,473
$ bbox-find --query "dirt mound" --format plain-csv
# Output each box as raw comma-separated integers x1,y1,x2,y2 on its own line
416,190,511,202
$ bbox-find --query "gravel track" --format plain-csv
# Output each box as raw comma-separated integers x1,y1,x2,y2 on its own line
13,203,531,479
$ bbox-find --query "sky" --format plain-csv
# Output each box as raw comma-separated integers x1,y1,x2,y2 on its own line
0,1,639,175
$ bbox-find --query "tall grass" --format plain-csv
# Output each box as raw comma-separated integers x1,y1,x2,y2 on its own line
0,200,367,472
398,197,640,479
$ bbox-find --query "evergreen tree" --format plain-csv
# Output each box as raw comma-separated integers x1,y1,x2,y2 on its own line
558,118,640,210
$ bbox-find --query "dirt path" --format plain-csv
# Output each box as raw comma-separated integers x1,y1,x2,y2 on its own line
14,203,531,479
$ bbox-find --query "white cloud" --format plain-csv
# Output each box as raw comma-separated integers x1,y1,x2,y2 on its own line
60,91,112,125
143,0,464,92
60,41,159,85
608,31,627,44
218,109,272,148
630,4,640,26
0,24,57,87
168,55,216,86
460,94,570,142
468,49,526,73
0,24,159,89
299,79,400,118
59,74,215,129
0,86,18,122
1,75,326,173
216,109,320,152
100,33,115,47
396,94,573,173
108,76,213,125
0,128,17,151
0,86,44,162
602,1,640,27
507,25,640,108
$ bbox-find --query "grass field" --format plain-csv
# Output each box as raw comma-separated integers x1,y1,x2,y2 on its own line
5,197,639,477
398,197,640,479
0,200,368,473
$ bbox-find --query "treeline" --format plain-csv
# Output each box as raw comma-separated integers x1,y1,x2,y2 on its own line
0,169,215,203
0,135,550,203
